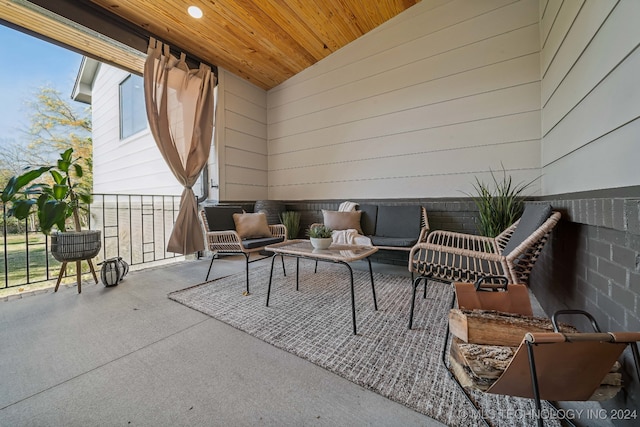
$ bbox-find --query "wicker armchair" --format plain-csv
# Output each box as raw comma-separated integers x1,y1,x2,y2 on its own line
200,206,287,295
408,204,560,328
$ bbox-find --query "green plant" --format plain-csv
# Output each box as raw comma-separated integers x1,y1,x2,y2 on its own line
279,211,301,239
1,148,91,234
307,224,333,239
466,167,535,238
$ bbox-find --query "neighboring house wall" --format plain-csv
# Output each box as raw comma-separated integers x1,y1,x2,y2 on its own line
214,69,268,201
92,64,183,196
265,0,541,200
540,0,640,194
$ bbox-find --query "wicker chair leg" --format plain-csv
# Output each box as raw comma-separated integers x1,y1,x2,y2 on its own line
205,255,216,281
408,276,423,329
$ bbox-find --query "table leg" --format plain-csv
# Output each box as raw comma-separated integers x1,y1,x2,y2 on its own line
265,253,278,307
296,257,300,291
341,261,357,335
367,257,377,310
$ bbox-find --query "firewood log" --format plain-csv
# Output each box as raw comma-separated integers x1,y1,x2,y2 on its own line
449,309,577,346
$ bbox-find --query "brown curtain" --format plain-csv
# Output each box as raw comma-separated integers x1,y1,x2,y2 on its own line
144,37,216,254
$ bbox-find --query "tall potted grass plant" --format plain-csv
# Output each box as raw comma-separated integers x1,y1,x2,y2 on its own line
467,167,535,237
279,211,301,240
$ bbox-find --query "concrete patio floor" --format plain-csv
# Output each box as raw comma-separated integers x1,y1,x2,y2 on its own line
0,255,445,427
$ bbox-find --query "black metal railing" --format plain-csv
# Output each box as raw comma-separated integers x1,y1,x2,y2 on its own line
1,193,182,289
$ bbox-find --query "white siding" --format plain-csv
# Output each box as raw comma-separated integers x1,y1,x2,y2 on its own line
92,64,184,196
266,0,542,200
214,69,268,201
541,0,640,194
92,64,215,198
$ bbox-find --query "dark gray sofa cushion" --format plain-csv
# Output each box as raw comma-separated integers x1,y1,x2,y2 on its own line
375,205,421,238
204,206,243,231
370,235,418,248
358,204,378,236
502,203,552,256
242,236,284,249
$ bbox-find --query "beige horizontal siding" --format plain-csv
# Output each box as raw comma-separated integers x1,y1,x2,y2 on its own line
541,0,640,194
216,70,268,201
266,0,541,200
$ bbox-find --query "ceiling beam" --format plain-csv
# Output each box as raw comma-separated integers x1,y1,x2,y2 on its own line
4,0,215,74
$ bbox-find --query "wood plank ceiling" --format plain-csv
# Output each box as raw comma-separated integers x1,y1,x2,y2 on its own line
86,0,420,90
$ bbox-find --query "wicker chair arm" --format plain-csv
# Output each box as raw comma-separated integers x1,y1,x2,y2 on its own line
269,224,287,239
409,241,509,281
204,229,244,251
417,226,430,244
503,211,562,261
410,242,505,264
425,230,498,253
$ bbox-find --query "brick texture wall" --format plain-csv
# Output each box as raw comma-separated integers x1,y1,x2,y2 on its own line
529,197,640,423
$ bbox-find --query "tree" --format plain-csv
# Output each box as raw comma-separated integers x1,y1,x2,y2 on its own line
0,86,92,232
0,86,92,194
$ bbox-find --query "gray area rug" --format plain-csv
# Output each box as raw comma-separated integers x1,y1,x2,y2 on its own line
169,260,559,427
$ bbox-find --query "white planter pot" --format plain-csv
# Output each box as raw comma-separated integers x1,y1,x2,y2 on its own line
310,237,332,250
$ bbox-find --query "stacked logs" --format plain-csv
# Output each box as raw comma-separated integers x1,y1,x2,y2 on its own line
447,309,623,400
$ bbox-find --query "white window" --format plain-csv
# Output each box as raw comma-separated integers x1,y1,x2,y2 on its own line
119,74,146,139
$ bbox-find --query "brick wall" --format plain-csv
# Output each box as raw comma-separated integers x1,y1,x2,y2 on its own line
530,196,640,423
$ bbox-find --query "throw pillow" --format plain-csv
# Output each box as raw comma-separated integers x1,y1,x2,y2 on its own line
502,203,552,255
233,212,273,239
322,210,363,234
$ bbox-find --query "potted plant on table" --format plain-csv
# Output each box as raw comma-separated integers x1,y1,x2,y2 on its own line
307,224,333,250
1,148,101,292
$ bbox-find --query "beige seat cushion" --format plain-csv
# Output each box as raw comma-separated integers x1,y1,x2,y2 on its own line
233,213,273,239
322,210,363,234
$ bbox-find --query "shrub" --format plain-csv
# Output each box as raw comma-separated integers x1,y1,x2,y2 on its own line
467,167,535,237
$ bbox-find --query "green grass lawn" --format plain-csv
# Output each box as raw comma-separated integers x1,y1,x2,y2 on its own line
0,233,78,292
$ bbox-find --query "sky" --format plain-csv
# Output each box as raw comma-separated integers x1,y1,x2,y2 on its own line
0,24,85,147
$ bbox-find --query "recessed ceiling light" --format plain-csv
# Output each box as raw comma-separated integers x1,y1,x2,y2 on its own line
188,6,203,19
